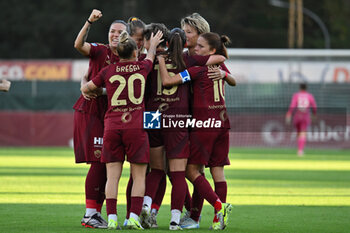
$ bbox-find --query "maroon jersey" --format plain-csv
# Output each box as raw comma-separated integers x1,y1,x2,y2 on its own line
187,64,231,129
145,54,209,115
92,59,153,130
73,43,120,119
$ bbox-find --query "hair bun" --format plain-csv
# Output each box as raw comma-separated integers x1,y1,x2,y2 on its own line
127,16,139,23
221,35,231,45
119,31,130,43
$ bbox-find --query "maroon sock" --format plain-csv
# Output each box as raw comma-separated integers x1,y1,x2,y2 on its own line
193,175,220,207
130,196,143,216
190,186,204,222
169,171,187,211
96,203,103,213
85,162,107,209
184,185,192,212
215,181,227,203
106,198,117,215
145,169,166,199
152,172,166,208
126,175,133,219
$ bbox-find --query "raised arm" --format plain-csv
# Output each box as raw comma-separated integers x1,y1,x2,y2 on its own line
74,9,102,56
158,56,187,87
145,31,164,62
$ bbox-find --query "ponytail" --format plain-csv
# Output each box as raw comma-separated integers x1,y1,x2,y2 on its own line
167,28,186,71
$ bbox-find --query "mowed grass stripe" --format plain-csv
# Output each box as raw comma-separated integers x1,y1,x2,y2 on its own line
0,147,350,233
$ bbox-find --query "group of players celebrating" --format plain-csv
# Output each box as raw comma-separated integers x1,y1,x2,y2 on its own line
74,9,236,230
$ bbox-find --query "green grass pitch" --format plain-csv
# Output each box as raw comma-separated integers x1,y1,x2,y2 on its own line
0,147,350,233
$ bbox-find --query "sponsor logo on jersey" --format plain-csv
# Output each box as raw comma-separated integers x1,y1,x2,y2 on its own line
94,137,103,146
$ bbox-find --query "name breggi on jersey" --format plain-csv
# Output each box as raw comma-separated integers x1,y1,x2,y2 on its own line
115,64,141,73
163,118,222,128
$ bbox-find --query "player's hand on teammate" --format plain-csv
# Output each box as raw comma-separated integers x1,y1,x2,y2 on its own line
81,88,102,100
157,54,166,63
150,31,164,48
88,9,102,23
208,67,225,81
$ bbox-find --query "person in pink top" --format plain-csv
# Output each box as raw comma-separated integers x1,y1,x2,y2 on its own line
286,83,317,156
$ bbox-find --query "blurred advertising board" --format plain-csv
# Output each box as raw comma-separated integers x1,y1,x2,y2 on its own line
0,60,72,80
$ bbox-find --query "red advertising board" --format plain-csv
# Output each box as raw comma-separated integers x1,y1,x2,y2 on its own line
0,61,72,80
0,111,348,148
0,112,73,146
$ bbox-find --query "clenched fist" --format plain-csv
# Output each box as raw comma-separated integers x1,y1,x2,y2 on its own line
88,9,102,23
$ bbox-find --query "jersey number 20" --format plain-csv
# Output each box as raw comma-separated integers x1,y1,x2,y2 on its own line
109,73,145,106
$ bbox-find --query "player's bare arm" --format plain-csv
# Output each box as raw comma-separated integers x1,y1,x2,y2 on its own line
81,80,98,99
205,55,226,65
145,31,164,62
157,56,183,87
74,9,103,56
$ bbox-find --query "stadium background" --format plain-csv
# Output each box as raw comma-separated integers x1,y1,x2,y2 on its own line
0,0,349,149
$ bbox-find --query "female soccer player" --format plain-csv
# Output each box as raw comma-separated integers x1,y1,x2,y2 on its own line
179,12,211,226
73,9,127,228
138,23,171,229
286,83,317,156
123,16,147,226
181,13,210,56
157,32,236,230
141,26,226,230
127,17,146,56
81,30,163,229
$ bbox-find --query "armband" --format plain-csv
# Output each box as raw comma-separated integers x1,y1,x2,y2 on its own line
180,69,191,83
87,19,93,24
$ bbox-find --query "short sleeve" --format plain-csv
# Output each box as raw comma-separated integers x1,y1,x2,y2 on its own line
89,43,103,58
187,66,206,81
141,59,154,75
91,66,107,87
185,55,210,67
220,63,231,73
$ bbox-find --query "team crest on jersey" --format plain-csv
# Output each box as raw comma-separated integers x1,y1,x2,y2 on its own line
94,150,101,159
91,43,98,47
143,110,161,129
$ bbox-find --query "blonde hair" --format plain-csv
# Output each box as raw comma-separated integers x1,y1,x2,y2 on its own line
180,13,210,34
116,31,137,59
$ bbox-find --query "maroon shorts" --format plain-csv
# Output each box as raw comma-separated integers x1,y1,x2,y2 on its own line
147,129,189,159
74,111,104,163
188,129,230,167
102,129,150,164
293,116,310,133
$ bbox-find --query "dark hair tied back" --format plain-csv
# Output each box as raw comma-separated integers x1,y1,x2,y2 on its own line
220,35,231,46
170,28,186,46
